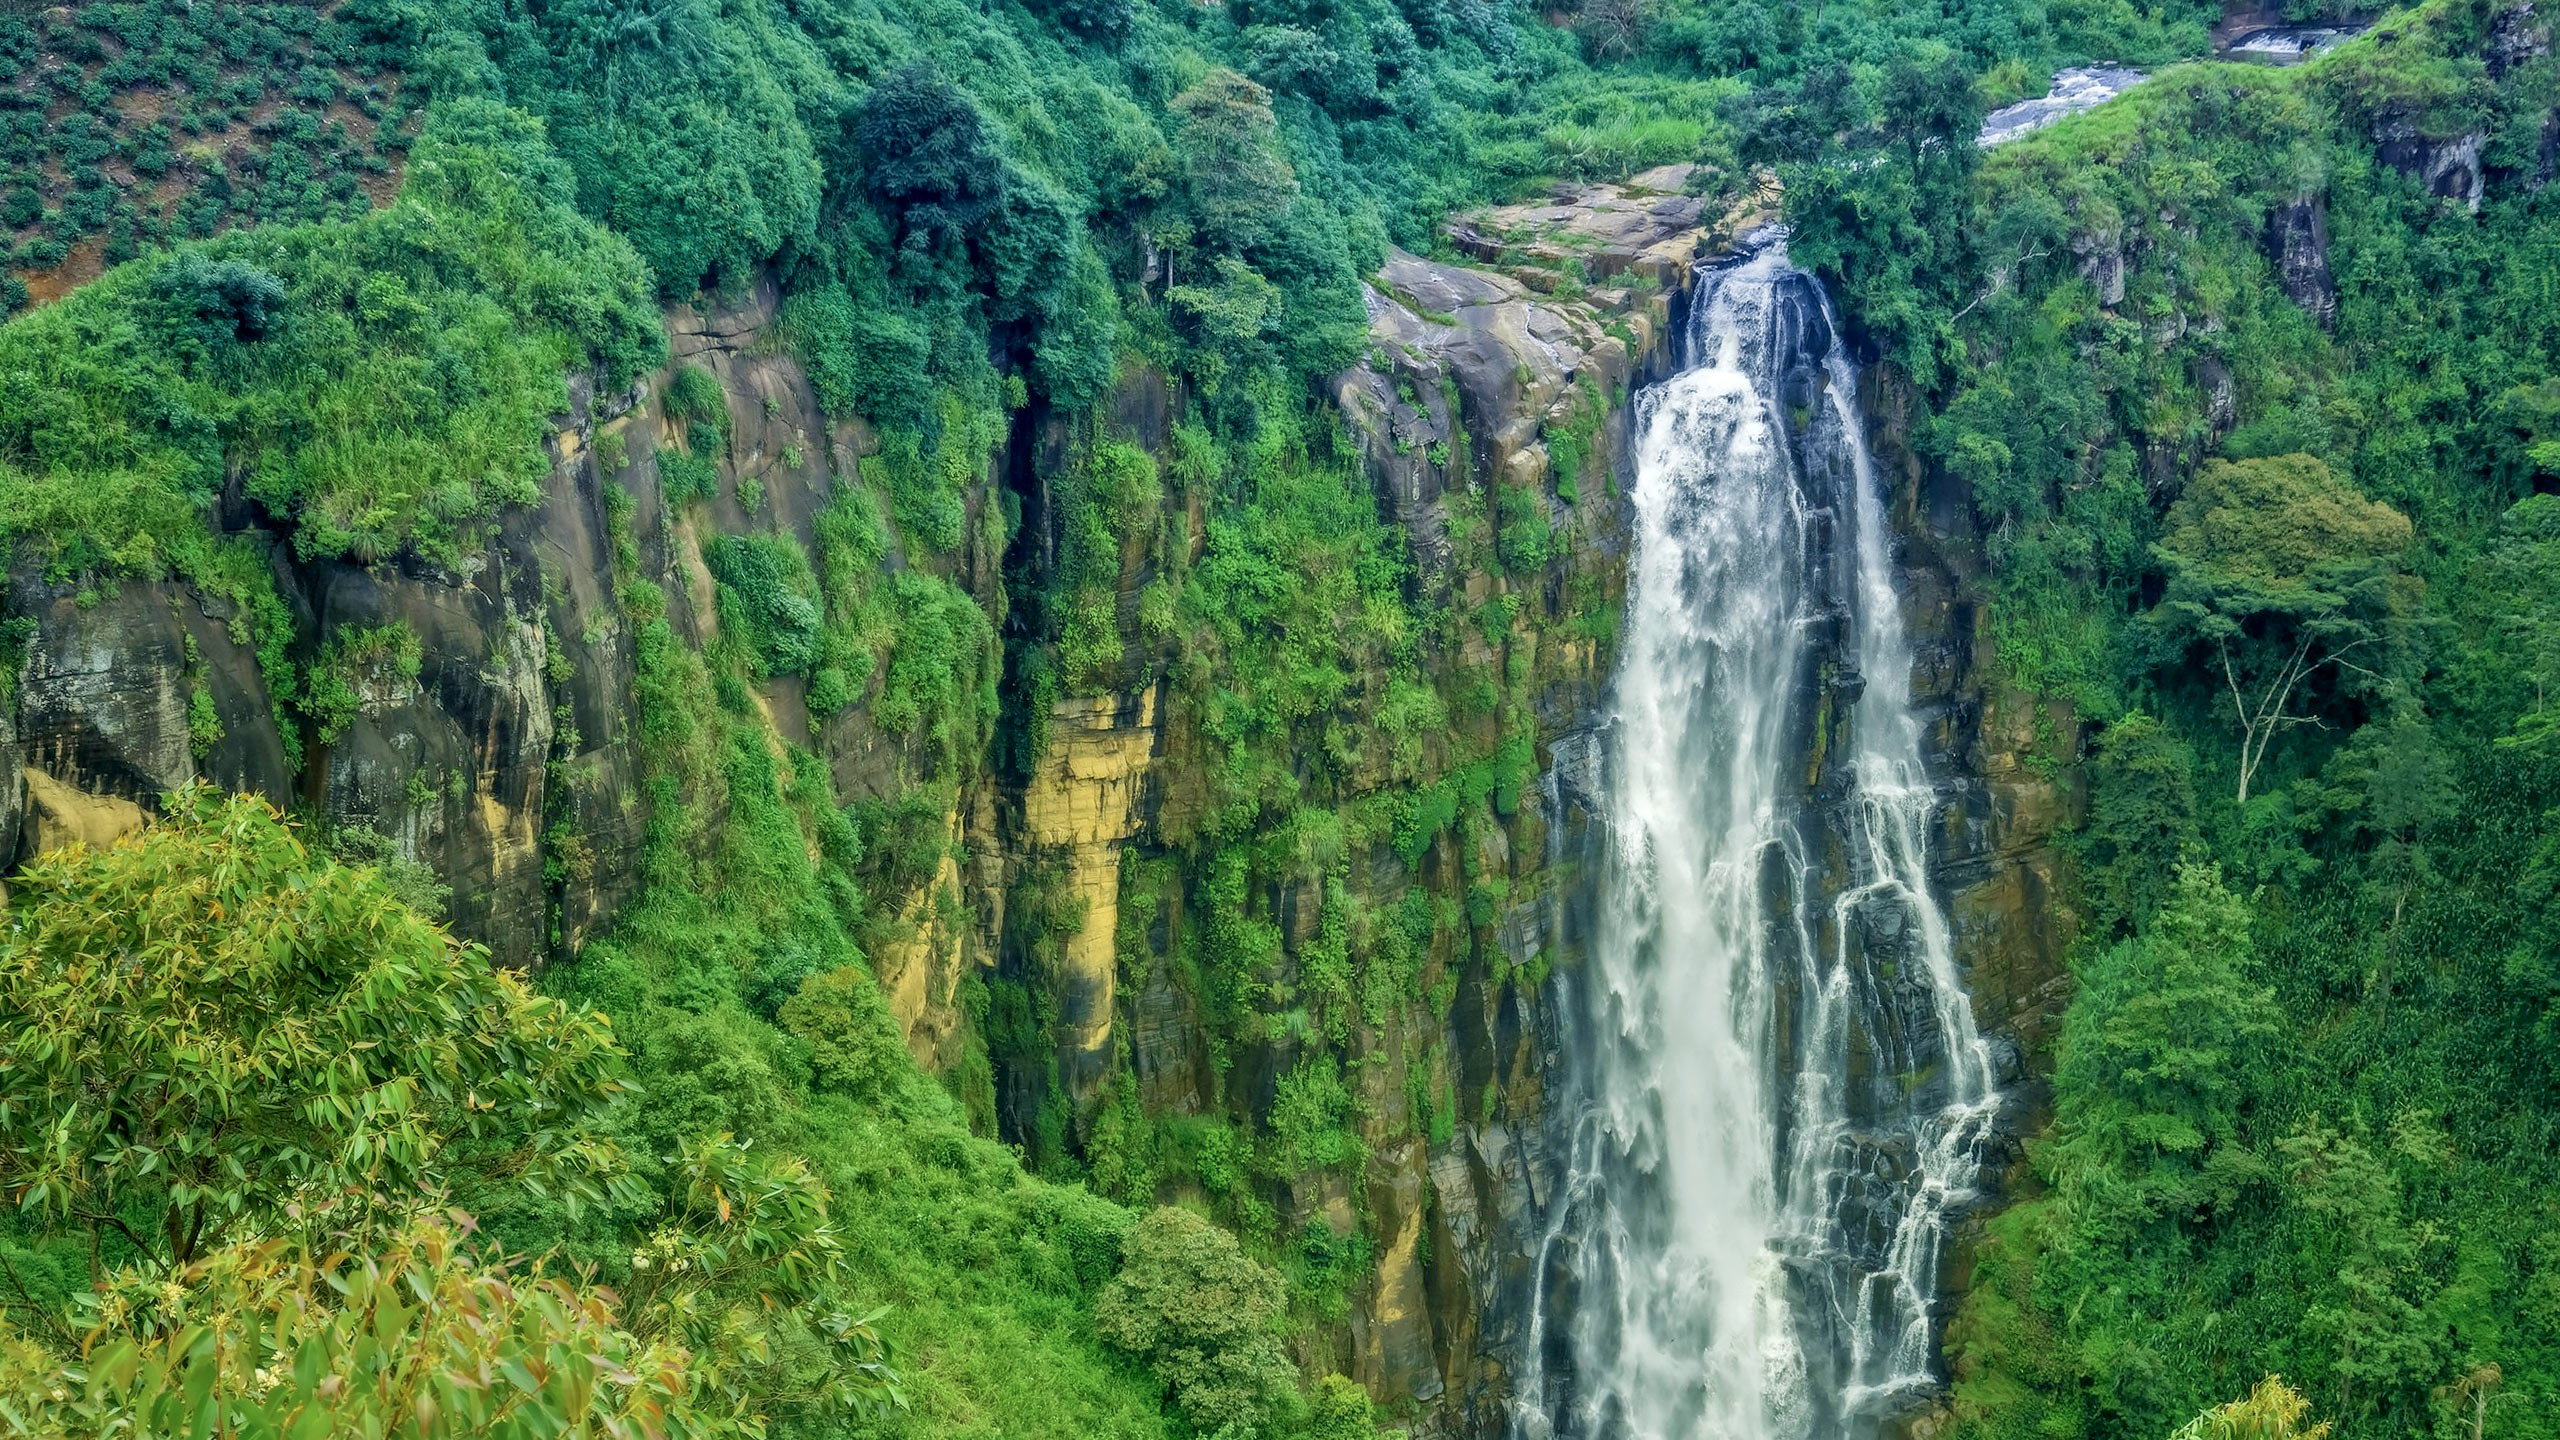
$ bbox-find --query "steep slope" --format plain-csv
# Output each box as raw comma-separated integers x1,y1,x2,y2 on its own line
0,127,2093,1434
1777,2,2560,1437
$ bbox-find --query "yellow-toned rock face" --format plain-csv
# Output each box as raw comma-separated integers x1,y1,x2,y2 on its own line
1015,688,1159,1094
869,809,973,1072
21,768,145,857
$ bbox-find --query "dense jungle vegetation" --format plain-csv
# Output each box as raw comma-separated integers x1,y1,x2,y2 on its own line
0,0,2553,1432
1774,5,2560,1440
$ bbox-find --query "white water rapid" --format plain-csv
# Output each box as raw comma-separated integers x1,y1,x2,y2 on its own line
1517,239,2003,1440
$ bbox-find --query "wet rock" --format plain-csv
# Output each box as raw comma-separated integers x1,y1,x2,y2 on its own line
1010,686,1160,1102
1977,67,2146,146
2489,0,2551,76
2222,23,2364,63
312,558,557,965
11,575,199,807
1445,175,1712,283
2072,230,2128,308
2375,110,2487,211
2197,355,2238,443
1359,1136,1444,1405
1131,959,1211,1114
2266,196,2337,327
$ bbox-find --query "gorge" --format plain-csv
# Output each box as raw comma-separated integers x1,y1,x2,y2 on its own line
0,0,2554,1437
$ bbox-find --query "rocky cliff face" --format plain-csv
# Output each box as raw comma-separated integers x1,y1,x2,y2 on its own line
0,175,2078,1437
1867,377,2084,1301
3,402,637,964
1319,178,1704,1429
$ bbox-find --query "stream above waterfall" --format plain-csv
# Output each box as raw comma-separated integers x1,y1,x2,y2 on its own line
1516,237,2003,1440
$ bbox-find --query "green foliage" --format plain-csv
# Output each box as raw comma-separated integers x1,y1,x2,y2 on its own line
1051,435,1161,694
704,534,823,678
13,0,2461,1435
1922,9,2560,1439
2168,1377,2333,1440
1169,71,1298,257
533,533,1166,1440
849,783,956,906
866,399,1004,556
322,822,454,921
301,621,422,744
2148,456,2421,800
1174,413,1414,834
2076,712,2201,940
660,446,721,505
875,570,1000,777
0,789,627,1274
0,1213,722,1440
1306,1372,1398,1440
0,99,660,570
2461,493,2560,742
778,965,910,1105
2273,1117,2447,1416
620,1132,906,1429
1777,48,1994,384
2156,456,2415,617
666,363,729,438
781,284,932,429
1267,1056,1362,1175
2047,862,2279,1218
1094,1206,1297,1436
0,792,902,1433
185,683,221,757
1495,481,1552,573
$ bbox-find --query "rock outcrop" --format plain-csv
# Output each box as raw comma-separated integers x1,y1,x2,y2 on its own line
21,766,145,856
2375,109,2487,210
0,272,945,971
2266,195,2338,327
1015,687,1162,1101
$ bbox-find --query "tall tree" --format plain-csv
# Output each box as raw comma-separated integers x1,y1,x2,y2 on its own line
1095,1205,1297,1435
2149,454,2419,803
1167,69,1298,260
2048,862,2280,1217
2080,711,2203,938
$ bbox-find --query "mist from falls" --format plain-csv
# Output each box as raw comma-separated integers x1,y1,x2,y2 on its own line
1517,240,2000,1440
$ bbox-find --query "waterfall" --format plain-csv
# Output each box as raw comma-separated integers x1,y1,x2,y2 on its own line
1517,238,2001,1440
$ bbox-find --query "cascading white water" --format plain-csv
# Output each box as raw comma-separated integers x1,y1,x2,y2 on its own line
1517,238,2002,1440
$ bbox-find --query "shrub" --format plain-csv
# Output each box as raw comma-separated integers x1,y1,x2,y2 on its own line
0,1214,715,1439
704,533,823,676
0,788,628,1271
781,284,933,429
778,964,910,1103
666,362,728,438
660,445,720,502
1094,1206,1296,1436
806,663,855,715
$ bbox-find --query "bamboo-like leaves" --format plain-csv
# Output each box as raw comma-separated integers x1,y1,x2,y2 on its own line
0,788,630,1273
